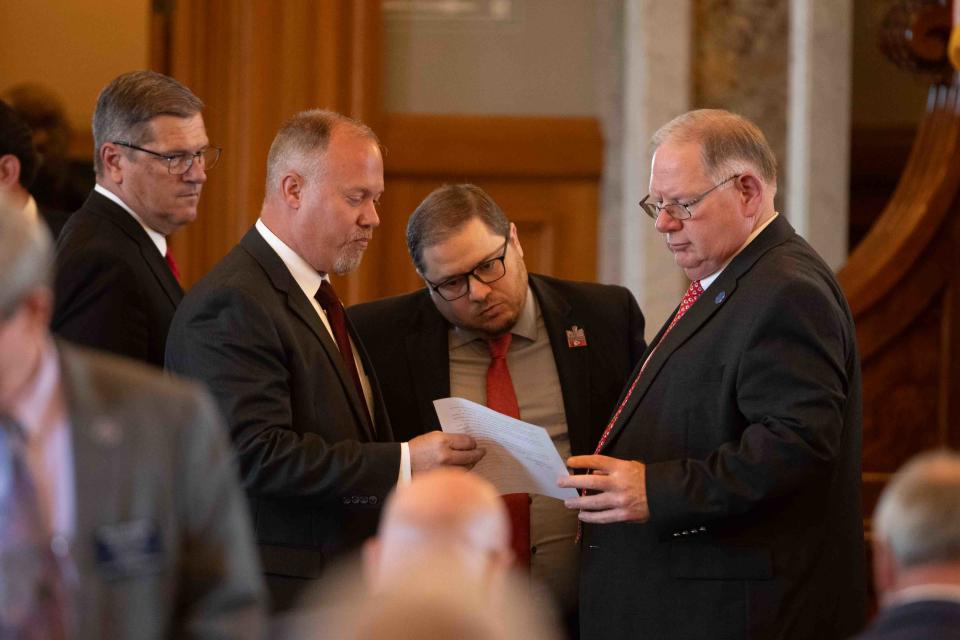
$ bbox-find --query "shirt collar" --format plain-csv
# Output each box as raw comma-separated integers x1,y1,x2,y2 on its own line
9,339,62,441
449,285,539,349
255,218,327,299
23,195,39,222
887,583,960,607
94,183,166,256
699,211,779,290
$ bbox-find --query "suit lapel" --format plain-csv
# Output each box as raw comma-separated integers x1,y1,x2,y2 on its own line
58,344,132,578
85,191,183,306
240,229,377,440
404,292,451,430
529,276,592,453
599,215,797,451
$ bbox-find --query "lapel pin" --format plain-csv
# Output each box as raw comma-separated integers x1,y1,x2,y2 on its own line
714,291,726,304
566,325,588,348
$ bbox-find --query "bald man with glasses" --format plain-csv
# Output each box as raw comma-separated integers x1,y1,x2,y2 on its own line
348,183,647,636
52,70,219,367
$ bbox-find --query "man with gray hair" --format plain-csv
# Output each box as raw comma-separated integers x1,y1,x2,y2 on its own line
52,70,220,367
0,200,265,637
560,109,865,638
166,109,484,612
856,450,960,639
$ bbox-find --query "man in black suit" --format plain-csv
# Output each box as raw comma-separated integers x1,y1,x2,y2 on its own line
165,110,484,612
559,109,866,639
349,184,646,631
52,70,220,367
856,450,960,640
0,100,69,238
0,196,265,638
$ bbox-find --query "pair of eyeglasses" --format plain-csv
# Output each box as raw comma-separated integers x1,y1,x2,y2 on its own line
425,237,509,302
639,174,741,221
113,141,222,175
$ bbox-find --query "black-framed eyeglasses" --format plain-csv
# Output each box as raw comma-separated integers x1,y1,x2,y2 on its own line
112,141,222,175
425,237,509,301
639,174,741,221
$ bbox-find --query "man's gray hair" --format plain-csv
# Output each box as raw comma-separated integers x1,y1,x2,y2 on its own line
651,109,778,192
0,197,53,315
406,184,510,276
92,70,203,175
263,109,380,199
874,449,960,568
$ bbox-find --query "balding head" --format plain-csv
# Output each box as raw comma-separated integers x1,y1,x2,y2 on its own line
364,469,511,593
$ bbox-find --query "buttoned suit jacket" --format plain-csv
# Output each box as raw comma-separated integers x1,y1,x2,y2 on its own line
347,274,647,456
165,227,400,611
58,341,265,639
854,599,960,640
52,190,183,367
580,215,866,640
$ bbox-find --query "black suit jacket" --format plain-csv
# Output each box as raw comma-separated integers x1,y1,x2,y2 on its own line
59,342,265,639
581,215,866,640
854,599,960,640
52,190,183,367
165,227,400,611
347,274,647,456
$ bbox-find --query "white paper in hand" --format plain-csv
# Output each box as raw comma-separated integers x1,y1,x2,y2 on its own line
434,397,577,500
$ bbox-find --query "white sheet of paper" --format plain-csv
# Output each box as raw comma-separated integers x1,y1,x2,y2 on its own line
434,397,577,500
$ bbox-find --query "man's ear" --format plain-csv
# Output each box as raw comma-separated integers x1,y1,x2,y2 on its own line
100,143,126,184
509,222,524,260
0,154,21,189
734,173,765,217
280,172,304,209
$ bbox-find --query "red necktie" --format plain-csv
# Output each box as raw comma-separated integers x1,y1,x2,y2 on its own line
0,415,70,639
594,279,703,454
164,248,181,283
485,333,531,569
314,280,373,428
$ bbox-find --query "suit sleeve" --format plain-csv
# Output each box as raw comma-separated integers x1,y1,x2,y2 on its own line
172,386,267,640
644,276,852,532
52,247,150,362
166,285,400,503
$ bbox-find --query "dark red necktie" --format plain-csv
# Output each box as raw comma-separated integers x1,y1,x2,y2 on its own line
0,415,70,639
594,279,703,453
314,280,373,428
164,248,181,283
485,333,531,569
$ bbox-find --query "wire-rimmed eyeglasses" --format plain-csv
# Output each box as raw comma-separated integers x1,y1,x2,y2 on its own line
112,141,222,175
639,174,741,221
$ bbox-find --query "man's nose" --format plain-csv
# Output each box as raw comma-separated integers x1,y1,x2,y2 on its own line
183,156,207,183
360,200,380,228
467,275,492,302
654,209,681,233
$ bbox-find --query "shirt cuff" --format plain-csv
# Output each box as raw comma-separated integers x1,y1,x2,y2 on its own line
398,442,412,485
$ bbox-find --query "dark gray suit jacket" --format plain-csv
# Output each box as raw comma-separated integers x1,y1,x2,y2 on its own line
347,274,647,456
165,227,400,611
854,599,960,640
580,215,866,639
53,190,183,367
59,342,264,639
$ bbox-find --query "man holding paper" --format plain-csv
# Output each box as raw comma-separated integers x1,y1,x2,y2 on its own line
349,184,646,633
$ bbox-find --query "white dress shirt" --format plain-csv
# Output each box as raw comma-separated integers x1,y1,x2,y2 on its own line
94,184,167,257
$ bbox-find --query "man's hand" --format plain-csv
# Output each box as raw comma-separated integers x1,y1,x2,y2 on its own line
409,431,485,473
558,455,650,524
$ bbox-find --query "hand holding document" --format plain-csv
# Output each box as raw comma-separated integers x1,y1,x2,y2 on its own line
434,397,577,500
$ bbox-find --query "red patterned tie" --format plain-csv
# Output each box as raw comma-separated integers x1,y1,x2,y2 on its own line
314,280,373,428
164,248,181,283
593,279,703,454
485,333,531,569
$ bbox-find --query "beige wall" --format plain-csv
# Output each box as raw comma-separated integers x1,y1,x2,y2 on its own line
0,0,150,133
